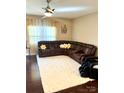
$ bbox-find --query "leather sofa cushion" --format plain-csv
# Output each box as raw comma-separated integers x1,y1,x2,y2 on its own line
75,50,84,54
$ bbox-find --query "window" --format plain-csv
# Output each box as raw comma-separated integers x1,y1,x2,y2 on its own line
28,26,56,45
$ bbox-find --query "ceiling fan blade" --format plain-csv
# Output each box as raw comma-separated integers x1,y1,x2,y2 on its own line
52,9,55,11
46,8,55,13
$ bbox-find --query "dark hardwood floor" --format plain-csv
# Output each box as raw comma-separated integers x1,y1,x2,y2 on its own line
26,55,98,93
26,55,44,93
55,80,98,93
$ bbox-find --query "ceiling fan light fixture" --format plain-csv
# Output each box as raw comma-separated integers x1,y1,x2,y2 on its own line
44,12,53,17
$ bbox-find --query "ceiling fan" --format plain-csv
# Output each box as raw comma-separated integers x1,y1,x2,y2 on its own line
42,0,55,18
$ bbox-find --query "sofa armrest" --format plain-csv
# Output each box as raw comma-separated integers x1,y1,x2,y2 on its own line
80,55,98,64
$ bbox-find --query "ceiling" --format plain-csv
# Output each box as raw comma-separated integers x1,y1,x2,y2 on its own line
26,0,98,19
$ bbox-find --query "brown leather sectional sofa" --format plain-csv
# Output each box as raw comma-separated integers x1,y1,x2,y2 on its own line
38,40,97,64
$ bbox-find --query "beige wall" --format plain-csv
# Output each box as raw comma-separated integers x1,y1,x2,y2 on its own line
72,13,98,46
72,13,98,55
48,18,72,40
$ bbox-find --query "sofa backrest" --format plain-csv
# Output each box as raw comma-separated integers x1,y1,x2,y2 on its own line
38,40,97,57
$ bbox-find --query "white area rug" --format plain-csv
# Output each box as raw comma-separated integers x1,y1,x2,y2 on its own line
37,55,93,93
